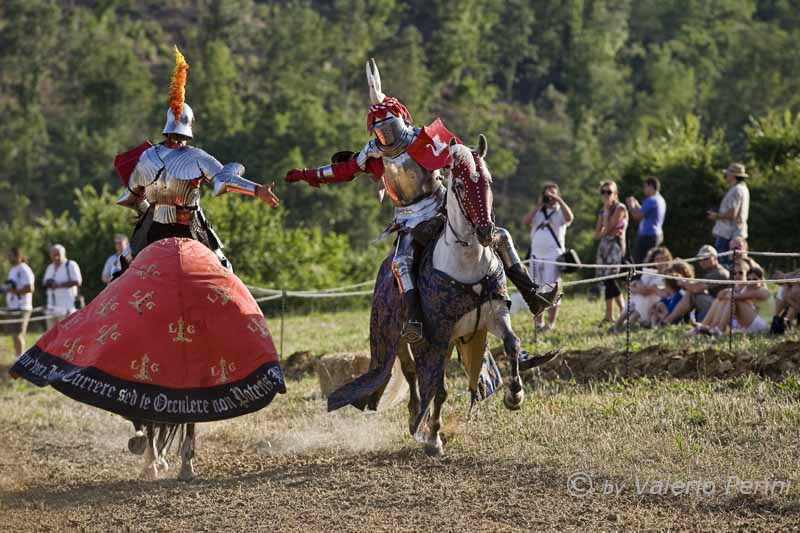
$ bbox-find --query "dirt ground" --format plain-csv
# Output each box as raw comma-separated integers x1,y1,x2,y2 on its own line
2,349,800,533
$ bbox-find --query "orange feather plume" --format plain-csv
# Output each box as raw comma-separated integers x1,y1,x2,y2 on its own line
169,46,189,119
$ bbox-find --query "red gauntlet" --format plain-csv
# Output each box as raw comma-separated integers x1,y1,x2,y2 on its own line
285,168,321,188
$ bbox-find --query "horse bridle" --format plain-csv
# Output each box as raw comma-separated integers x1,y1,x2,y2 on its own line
445,175,496,247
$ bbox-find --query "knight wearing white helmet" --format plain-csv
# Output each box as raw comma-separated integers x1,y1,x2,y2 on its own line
115,46,280,268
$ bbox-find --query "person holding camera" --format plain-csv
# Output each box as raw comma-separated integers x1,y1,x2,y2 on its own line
626,176,667,265
43,244,82,328
5,248,35,357
522,182,573,330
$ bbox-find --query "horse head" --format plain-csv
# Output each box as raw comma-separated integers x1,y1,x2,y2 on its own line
446,134,495,247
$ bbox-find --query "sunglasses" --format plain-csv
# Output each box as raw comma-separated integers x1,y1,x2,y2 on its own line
600,189,613,196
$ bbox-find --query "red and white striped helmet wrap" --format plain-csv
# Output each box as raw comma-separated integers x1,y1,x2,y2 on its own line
366,96,412,132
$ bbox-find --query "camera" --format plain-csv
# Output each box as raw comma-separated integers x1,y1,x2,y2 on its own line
2,279,15,292
543,194,555,204
44,278,56,289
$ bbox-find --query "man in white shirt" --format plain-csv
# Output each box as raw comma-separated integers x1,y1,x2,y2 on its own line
5,248,35,356
522,182,574,330
43,244,82,328
101,234,129,284
708,163,750,266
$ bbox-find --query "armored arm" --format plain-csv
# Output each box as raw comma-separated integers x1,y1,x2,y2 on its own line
116,166,150,215
211,163,258,196
285,141,384,187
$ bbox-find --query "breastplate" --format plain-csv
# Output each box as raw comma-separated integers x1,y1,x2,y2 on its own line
381,151,439,207
133,145,223,224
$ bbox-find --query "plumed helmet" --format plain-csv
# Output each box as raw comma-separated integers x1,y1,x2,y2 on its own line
162,46,193,138
162,102,194,138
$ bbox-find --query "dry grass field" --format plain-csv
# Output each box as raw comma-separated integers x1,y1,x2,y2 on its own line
2,296,800,531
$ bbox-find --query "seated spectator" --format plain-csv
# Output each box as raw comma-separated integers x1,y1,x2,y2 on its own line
668,259,695,280
774,270,800,329
687,263,770,335
651,277,684,325
662,245,730,324
610,246,672,331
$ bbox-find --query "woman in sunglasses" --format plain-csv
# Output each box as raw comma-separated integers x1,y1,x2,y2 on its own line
594,180,629,323
687,262,771,335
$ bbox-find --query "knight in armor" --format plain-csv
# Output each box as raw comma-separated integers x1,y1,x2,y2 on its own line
116,47,279,267
285,59,559,343
10,48,286,480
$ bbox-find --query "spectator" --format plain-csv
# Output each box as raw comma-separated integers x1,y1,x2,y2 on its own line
780,277,800,325
662,245,730,324
594,180,628,323
522,182,574,330
626,176,667,265
688,263,770,336
651,277,684,325
708,163,750,265
668,259,695,280
610,246,673,331
4,248,35,357
101,234,129,284
774,270,800,329
43,244,82,328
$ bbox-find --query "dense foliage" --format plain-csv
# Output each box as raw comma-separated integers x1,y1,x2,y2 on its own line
3,0,800,298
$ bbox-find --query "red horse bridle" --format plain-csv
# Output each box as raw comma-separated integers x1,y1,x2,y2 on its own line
447,148,495,247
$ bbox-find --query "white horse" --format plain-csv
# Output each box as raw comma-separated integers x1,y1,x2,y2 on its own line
328,135,556,457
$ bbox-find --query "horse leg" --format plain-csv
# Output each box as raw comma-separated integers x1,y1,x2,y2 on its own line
178,423,196,481
155,424,171,473
397,341,420,436
140,423,159,480
425,369,448,457
128,419,147,455
489,312,524,410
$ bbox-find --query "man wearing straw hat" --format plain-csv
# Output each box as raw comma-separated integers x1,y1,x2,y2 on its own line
707,163,750,264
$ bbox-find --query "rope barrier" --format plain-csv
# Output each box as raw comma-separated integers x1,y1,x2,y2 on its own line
0,313,59,325
523,250,734,270
746,251,800,258
633,269,800,286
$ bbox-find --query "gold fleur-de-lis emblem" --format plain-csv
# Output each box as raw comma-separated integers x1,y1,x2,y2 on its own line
131,353,160,382
96,323,121,345
62,338,85,361
247,316,271,339
95,297,119,317
128,290,156,314
210,356,237,384
168,317,196,343
206,284,232,306
136,263,161,279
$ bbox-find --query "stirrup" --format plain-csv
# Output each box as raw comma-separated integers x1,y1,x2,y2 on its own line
524,281,562,317
401,320,424,344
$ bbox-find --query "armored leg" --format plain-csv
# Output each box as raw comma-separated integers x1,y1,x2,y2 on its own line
392,232,424,344
494,228,561,317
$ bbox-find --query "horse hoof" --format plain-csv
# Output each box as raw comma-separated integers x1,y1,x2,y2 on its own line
178,462,195,482
156,457,169,472
128,434,147,455
503,390,524,411
140,463,159,481
425,443,444,457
